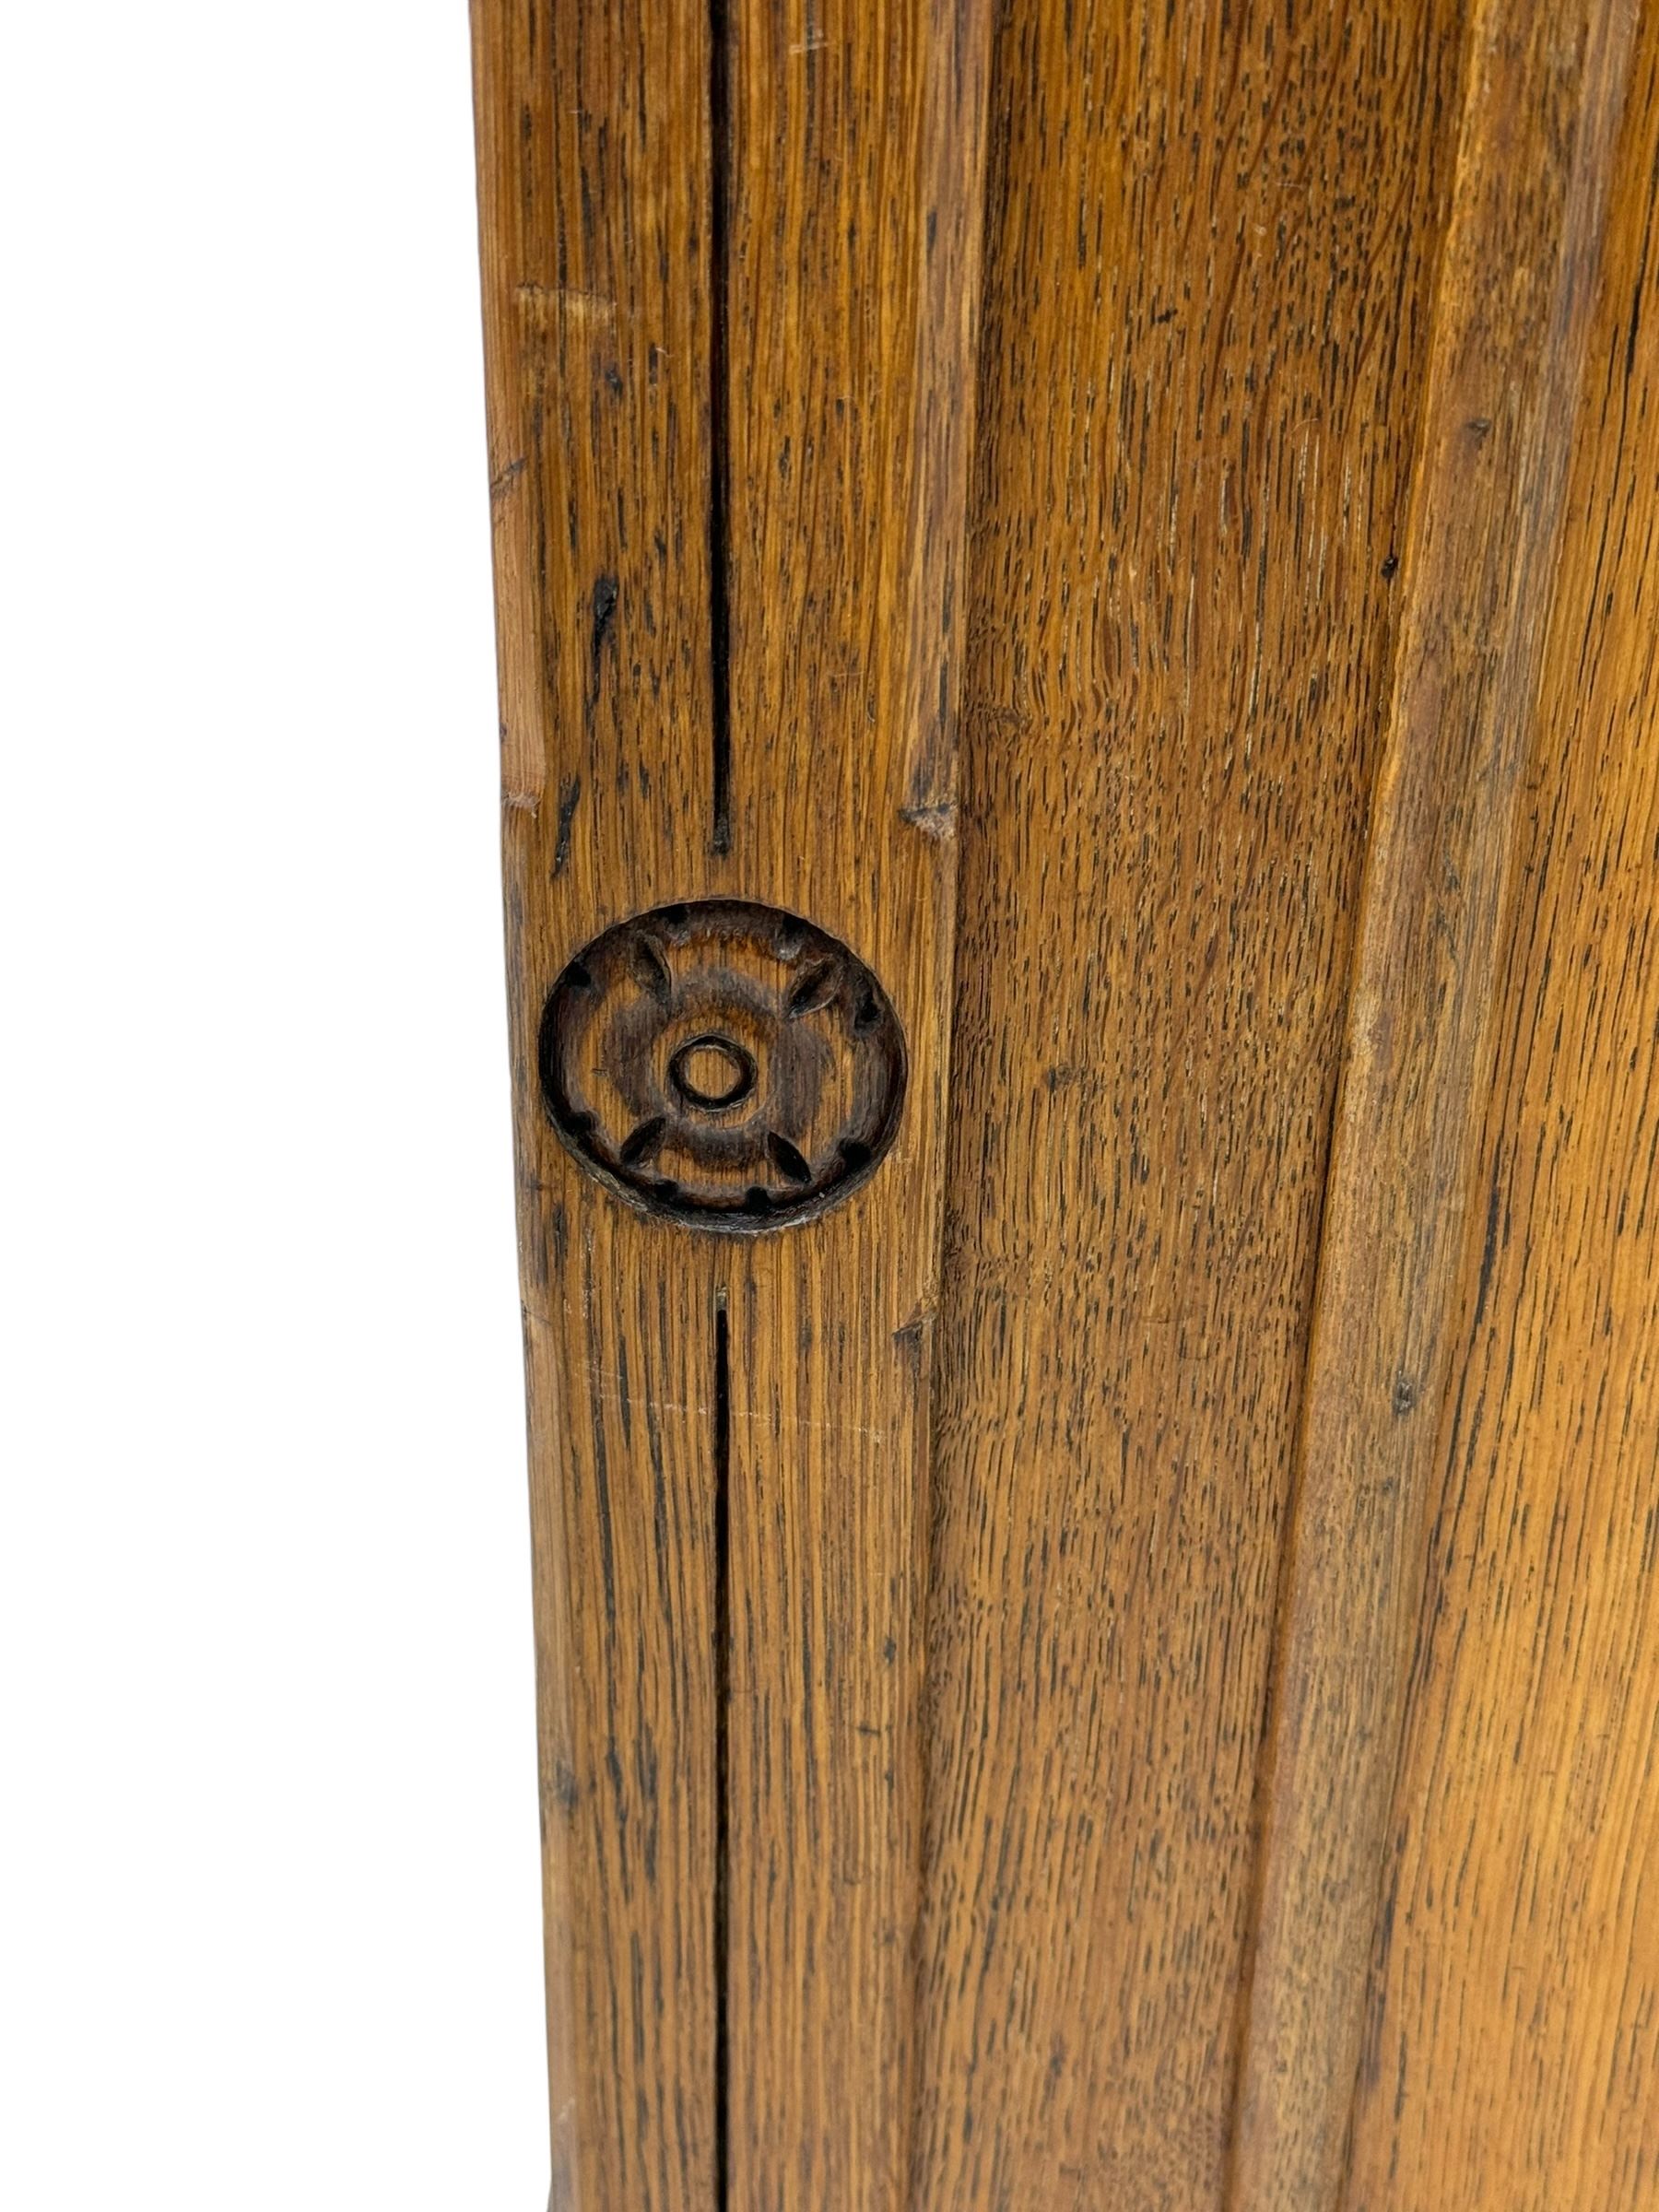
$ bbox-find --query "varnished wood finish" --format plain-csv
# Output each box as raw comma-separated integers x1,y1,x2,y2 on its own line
538,900,908,1229
474,1,989,2205
472,5,724,2202
717,5,990,2201
914,5,1465,2202
1343,17,1659,2202
1233,5,1641,2202
473,3,1659,2205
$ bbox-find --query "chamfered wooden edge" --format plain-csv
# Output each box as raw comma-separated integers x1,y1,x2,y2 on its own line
1345,18,1659,2187
1227,5,1641,2205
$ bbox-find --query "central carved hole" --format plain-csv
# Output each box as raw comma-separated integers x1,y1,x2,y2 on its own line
669,1033,756,1112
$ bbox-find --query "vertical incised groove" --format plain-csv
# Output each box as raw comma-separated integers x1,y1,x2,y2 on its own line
712,1289,731,2208
707,0,733,855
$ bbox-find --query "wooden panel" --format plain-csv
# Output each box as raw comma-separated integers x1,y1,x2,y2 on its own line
1342,17,1659,2204
474,1,989,2205
1232,5,1641,2203
471,5,724,2205
718,5,990,2205
477,4,1659,2204
912,4,1465,2204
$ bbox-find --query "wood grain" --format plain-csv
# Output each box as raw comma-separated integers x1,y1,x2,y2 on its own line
474,0,990,2204
718,5,990,2203
472,4,724,2203
912,4,1466,2205
474,2,1659,2203
1231,6,1641,2203
1343,13,1659,2202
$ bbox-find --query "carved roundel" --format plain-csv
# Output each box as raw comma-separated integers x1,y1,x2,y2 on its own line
539,900,907,1230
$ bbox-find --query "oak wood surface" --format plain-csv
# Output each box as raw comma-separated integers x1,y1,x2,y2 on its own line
1342,15,1659,2201
474,1,989,2205
912,5,1465,2203
1232,3,1641,2202
717,4,989,2204
472,6,724,2202
472,3,1659,2206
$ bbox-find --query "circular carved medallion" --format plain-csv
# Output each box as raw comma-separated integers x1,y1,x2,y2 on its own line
539,900,906,1230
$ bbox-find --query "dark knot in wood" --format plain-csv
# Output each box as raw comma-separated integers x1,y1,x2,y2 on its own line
539,900,906,1230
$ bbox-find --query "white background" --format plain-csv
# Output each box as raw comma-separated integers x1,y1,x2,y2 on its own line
1,6,548,2204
